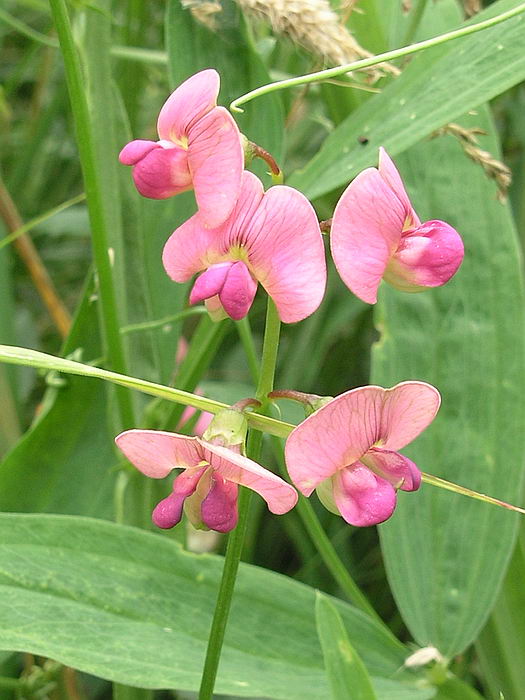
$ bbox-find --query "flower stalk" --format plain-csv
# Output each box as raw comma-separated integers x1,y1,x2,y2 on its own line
198,299,282,700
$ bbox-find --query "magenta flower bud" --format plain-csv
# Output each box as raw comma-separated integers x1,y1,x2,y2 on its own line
189,261,258,321
383,219,466,293
330,147,464,303
285,381,440,527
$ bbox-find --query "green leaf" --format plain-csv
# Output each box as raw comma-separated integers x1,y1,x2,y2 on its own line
432,677,485,700
0,513,433,700
316,591,378,700
372,106,525,656
0,277,115,518
477,526,525,700
0,343,294,439
290,0,525,200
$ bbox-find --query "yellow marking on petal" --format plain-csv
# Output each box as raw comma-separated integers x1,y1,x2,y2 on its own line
171,134,189,149
228,244,250,264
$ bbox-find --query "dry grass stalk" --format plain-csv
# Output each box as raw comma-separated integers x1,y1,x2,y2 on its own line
463,0,481,17
0,176,71,338
339,0,363,24
433,123,512,202
183,0,399,80
181,0,222,29
239,0,400,79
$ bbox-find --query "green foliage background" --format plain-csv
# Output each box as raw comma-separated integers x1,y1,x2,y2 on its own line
0,1,524,698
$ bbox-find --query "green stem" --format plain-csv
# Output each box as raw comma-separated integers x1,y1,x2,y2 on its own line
120,307,207,335
0,344,293,437
0,192,86,251
256,300,281,404
230,3,525,112
422,472,525,515
403,0,429,46
236,317,260,385
197,487,252,700
236,313,380,618
198,300,282,700
270,437,380,621
296,497,379,619
48,0,134,429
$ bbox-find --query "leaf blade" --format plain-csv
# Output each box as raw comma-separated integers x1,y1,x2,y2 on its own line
316,592,378,700
0,513,431,700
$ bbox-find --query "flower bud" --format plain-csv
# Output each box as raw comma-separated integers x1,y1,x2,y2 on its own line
202,408,249,453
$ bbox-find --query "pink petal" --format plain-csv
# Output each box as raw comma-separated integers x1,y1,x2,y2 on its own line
241,183,326,323
379,381,441,451
378,147,420,226
200,475,239,532
219,261,258,320
363,447,421,492
189,262,233,305
187,107,244,229
193,411,214,437
115,430,204,478
152,467,206,529
119,140,159,165
176,337,189,367
384,220,464,291
198,440,298,514
157,69,220,143
162,170,264,282
330,168,406,304
128,144,192,200
285,386,387,496
332,464,397,527
162,215,217,283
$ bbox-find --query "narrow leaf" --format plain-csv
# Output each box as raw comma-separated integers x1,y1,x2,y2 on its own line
477,526,525,700
0,344,294,439
316,592,378,700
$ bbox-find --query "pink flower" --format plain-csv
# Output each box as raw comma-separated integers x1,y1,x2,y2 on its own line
330,147,464,304
119,69,243,229
162,171,327,323
284,381,440,526
115,429,298,532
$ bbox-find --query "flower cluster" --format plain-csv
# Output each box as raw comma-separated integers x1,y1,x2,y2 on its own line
117,69,460,531
116,381,440,531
